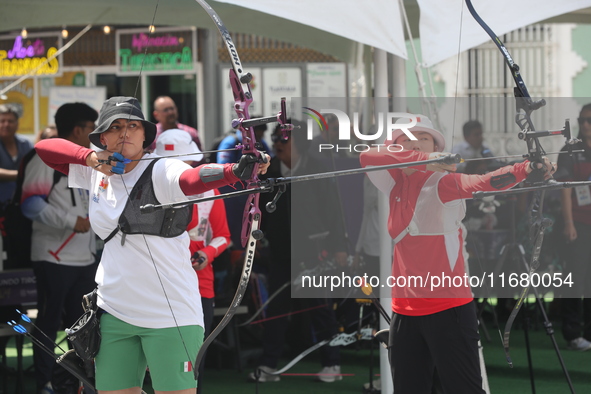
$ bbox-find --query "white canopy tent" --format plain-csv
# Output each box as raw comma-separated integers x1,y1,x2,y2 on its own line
0,0,402,63
217,0,591,66
417,0,591,66
1,0,590,65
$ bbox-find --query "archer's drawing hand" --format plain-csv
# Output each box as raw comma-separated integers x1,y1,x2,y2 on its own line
87,151,130,176
426,152,457,173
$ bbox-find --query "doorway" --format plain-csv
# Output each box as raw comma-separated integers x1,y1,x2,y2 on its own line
146,74,198,128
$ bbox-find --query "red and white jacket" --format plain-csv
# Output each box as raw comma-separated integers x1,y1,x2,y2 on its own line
360,149,529,316
188,189,230,299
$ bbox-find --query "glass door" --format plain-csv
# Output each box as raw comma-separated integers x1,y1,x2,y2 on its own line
146,74,197,128
96,74,142,99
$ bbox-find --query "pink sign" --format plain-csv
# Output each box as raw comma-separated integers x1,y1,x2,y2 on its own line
7,36,45,59
132,33,179,52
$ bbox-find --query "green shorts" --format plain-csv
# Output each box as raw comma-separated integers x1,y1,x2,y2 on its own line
95,313,204,391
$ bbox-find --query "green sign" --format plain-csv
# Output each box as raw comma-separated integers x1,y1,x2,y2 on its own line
117,28,196,75
72,72,85,86
119,47,193,72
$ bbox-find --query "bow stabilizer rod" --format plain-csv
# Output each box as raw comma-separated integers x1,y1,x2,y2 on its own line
140,154,462,212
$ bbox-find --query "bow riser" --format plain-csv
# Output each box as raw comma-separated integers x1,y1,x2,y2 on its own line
230,69,257,157
229,68,263,247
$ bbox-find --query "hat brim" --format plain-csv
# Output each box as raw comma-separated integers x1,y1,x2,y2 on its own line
390,126,445,152
89,114,156,150
167,141,204,162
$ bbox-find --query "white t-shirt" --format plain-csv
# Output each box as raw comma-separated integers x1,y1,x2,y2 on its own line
69,154,203,329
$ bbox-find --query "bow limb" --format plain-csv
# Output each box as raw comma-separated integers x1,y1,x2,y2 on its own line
501,192,550,366
193,213,260,374
237,282,290,327
464,0,532,100
465,0,546,170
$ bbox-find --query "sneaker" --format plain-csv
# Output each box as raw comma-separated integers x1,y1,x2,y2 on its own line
363,378,381,391
317,365,343,382
247,365,281,382
40,382,54,394
568,337,591,351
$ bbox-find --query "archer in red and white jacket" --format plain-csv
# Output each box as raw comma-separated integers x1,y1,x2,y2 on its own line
359,114,555,394
360,147,530,314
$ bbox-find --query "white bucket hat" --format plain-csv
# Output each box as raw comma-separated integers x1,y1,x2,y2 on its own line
155,129,203,162
389,114,445,152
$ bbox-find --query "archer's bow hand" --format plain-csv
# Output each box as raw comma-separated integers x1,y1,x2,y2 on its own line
232,152,271,180
525,157,556,181
87,151,130,176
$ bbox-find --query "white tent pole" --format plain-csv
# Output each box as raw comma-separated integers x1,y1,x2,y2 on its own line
373,47,394,394
201,28,219,147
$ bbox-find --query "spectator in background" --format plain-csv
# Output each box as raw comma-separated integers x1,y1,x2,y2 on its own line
155,129,231,394
216,121,271,164
148,95,202,153
248,121,348,383
452,120,496,173
0,104,33,270
35,125,58,143
556,103,591,351
0,104,33,206
22,103,99,393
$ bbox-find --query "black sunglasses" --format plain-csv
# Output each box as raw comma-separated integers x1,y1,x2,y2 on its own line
578,117,591,125
271,134,289,144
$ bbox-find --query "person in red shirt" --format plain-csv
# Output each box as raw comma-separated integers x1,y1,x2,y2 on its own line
155,129,231,394
359,114,555,394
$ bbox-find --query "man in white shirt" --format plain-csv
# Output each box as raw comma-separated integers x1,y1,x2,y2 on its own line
451,120,495,173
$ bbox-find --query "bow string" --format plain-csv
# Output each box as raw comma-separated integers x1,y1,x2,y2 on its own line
108,0,291,381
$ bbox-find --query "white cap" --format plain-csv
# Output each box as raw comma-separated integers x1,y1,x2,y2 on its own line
390,114,445,152
155,129,203,162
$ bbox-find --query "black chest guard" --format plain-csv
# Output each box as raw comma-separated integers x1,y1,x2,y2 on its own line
104,159,191,244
